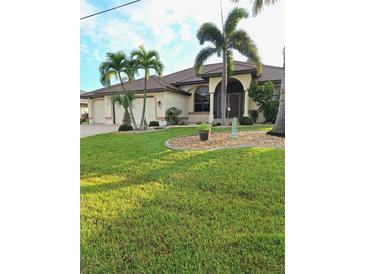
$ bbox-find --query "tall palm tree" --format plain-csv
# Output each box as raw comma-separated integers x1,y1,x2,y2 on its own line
131,45,163,130
194,7,261,126
99,51,138,129
112,91,136,126
232,0,284,136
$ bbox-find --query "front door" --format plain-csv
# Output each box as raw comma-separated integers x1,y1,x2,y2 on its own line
228,93,241,118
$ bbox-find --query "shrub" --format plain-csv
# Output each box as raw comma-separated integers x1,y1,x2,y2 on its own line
165,107,183,125
239,116,253,125
196,121,202,125
197,123,211,131
248,81,279,123
149,121,160,127
249,110,259,123
119,124,133,131
178,119,188,125
213,122,221,127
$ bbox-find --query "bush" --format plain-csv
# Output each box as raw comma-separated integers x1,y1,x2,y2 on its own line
118,124,133,131
197,123,211,131
249,110,259,123
149,121,160,127
165,107,183,125
213,122,221,127
239,116,253,125
196,121,202,125
248,81,279,123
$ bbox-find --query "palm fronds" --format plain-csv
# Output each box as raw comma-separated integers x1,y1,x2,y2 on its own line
196,23,224,48
224,7,248,36
194,46,218,75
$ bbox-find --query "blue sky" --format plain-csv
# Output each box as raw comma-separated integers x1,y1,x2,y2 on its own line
80,0,284,92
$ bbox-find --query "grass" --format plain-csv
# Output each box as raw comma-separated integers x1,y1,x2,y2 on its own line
80,125,284,273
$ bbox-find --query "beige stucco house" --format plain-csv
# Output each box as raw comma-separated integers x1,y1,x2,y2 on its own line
80,61,283,125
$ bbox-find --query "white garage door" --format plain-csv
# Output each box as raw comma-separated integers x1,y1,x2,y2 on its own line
93,99,105,124
114,97,156,126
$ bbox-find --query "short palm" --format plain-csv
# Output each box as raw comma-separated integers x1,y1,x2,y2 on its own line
131,46,163,129
194,7,261,125
99,51,137,128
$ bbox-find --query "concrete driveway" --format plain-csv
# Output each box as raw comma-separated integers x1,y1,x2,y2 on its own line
80,124,119,138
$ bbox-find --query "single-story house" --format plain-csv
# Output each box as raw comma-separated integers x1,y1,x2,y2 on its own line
80,90,88,118
80,61,283,125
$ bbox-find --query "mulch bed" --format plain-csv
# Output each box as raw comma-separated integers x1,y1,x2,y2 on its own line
166,131,285,151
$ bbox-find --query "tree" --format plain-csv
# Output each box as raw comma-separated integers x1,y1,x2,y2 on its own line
131,45,163,130
231,0,284,136
194,7,261,126
248,81,279,123
99,51,138,129
231,0,277,16
112,91,136,126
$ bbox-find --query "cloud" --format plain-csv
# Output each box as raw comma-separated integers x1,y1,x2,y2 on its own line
80,0,284,89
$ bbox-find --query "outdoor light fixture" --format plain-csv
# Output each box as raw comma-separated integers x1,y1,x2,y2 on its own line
157,101,162,107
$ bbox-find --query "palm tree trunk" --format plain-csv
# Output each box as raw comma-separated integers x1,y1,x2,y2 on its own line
268,48,285,137
221,50,228,126
139,70,148,130
118,73,138,129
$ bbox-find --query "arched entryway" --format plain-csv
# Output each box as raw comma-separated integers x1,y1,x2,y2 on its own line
214,78,245,118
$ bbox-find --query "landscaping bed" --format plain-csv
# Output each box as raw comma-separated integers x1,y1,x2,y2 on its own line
166,131,285,151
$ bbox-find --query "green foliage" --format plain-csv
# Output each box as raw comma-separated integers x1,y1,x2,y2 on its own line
165,107,183,125
196,121,202,125
131,45,164,129
194,7,262,76
213,122,222,126
81,126,284,273
248,81,279,123
197,123,211,131
239,116,253,125
118,124,133,131
249,110,259,123
148,121,160,127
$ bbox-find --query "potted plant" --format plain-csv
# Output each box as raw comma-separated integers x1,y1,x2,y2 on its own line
197,123,211,141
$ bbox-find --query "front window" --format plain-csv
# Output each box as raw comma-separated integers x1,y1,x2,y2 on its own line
194,86,210,112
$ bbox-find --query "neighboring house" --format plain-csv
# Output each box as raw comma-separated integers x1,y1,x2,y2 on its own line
80,61,283,125
80,90,88,118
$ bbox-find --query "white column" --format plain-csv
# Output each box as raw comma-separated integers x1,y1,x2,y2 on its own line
244,91,249,116
104,96,113,125
209,92,214,123
87,99,93,124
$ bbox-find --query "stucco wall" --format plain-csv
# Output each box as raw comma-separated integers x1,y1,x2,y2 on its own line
163,91,189,119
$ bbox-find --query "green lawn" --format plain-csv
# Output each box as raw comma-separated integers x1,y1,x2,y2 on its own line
80,125,284,273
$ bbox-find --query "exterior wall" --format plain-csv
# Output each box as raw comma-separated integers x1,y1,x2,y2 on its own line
113,92,165,126
162,91,188,120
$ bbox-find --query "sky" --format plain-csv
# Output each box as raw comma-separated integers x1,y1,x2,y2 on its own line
80,0,284,92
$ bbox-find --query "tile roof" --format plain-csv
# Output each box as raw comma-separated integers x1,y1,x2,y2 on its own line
81,61,283,98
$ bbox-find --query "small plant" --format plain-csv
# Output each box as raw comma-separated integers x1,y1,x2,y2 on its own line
119,124,133,131
197,123,211,141
149,121,160,127
249,110,259,123
213,122,221,127
196,121,202,125
198,123,211,131
165,107,183,125
239,116,253,125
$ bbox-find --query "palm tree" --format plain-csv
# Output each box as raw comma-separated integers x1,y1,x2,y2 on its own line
194,7,261,126
112,91,136,126
99,51,138,129
231,0,277,16
131,45,163,130
231,0,284,136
